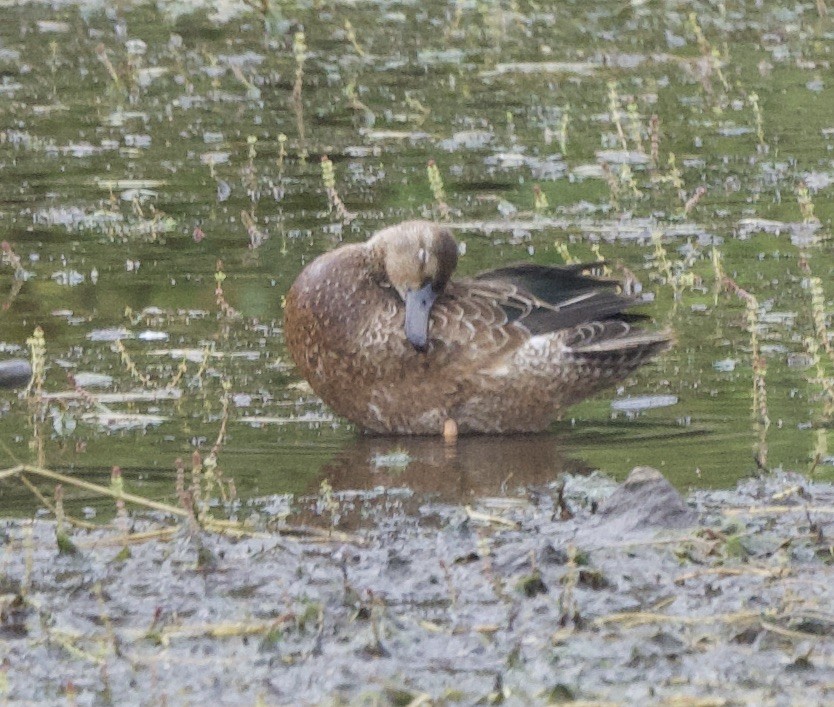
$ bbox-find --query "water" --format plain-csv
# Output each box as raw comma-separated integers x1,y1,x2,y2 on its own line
1,0,833,513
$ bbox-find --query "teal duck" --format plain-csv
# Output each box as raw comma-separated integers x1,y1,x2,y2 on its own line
284,221,671,435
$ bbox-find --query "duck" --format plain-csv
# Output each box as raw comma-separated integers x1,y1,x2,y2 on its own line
284,220,671,435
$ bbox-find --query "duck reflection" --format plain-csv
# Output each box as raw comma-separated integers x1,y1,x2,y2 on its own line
310,433,591,502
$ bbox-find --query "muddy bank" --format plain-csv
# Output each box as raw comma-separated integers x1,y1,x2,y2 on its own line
3,469,834,704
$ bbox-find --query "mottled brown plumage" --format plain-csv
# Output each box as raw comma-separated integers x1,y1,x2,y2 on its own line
284,221,671,435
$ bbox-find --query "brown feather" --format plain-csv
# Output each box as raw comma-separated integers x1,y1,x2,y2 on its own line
284,221,672,434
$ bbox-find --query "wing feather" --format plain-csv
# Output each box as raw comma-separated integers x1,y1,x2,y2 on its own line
466,262,643,335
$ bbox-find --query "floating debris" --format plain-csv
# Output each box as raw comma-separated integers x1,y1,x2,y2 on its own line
360,129,430,141
43,389,182,403
51,270,84,286
713,359,737,372
595,149,651,165
439,130,493,151
372,450,412,470
81,411,168,430
611,395,679,412
481,61,598,77
238,414,336,426
36,20,70,32
87,327,132,342
95,179,166,190
736,218,821,246
72,372,114,388
137,330,169,342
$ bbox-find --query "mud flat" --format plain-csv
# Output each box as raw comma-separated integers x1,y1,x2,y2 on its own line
2,468,834,704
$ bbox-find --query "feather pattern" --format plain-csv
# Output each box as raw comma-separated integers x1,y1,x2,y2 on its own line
284,221,672,434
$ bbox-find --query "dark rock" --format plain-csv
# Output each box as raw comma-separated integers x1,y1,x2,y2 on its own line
539,543,569,565
597,466,698,533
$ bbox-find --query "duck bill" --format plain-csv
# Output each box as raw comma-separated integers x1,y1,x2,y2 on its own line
404,283,437,352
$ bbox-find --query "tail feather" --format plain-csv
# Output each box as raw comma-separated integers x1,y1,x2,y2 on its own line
564,322,673,388
571,328,672,355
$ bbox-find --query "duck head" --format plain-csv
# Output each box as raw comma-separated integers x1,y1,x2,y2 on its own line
369,221,458,351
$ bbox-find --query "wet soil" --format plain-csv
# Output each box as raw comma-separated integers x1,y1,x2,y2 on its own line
3,468,834,704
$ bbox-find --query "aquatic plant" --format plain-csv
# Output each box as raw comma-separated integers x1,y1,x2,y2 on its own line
320,155,356,224
505,110,517,143
0,461,276,540
650,227,701,303
558,105,570,155
711,245,724,305
809,277,832,358
214,259,240,319
649,150,690,211
1,241,26,308
167,355,189,390
242,135,260,206
804,335,834,419
803,277,834,419
607,81,629,152
229,63,260,99
344,20,365,57
600,86,646,208
795,181,819,224
344,81,374,124
687,12,729,95
619,163,643,200
14,358,75,504
274,133,289,255
1,241,25,281
292,31,308,162
191,343,214,388
600,162,621,212
241,135,266,238
651,230,674,287
427,159,450,219
203,379,236,507
626,100,644,154
114,339,152,387
649,114,660,169
748,92,766,150
554,241,577,265
95,43,121,91
532,184,549,212
243,210,269,249
174,379,237,528
25,327,46,401
276,132,287,173
683,185,707,216
404,92,431,125
809,428,827,474
723,278,770,465
665,153,685,194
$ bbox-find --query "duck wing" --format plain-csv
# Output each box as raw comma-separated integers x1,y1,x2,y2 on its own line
471,262,643,335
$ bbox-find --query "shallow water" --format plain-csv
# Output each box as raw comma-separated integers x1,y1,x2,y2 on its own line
1,0,834,513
